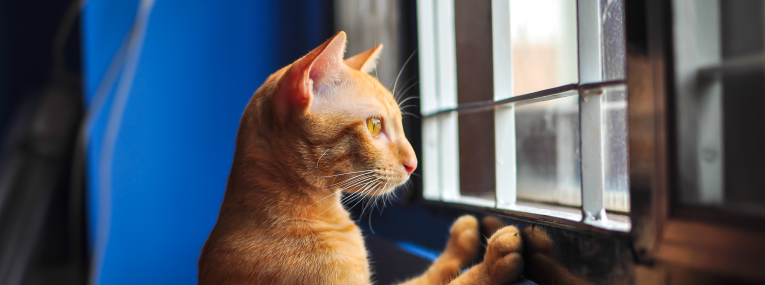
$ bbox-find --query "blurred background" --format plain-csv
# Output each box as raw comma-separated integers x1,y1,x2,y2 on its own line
0,1,428,284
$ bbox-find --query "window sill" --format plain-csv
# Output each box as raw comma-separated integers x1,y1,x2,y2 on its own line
425,197,631,236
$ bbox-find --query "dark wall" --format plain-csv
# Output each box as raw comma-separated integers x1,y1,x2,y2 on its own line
0,0,82,139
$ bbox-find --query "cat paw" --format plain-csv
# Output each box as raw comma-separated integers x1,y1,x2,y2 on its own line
443,215,480,265
483,226,524,283
481,216,505,238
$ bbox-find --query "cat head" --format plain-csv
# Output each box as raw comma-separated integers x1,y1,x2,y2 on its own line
249,31,416,196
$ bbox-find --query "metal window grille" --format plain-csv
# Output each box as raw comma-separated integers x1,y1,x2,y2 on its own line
418,0,630,231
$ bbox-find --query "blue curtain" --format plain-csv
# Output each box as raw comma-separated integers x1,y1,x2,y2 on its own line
81,1,333,283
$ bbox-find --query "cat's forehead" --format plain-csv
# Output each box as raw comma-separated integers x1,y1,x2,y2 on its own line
310,71,400,119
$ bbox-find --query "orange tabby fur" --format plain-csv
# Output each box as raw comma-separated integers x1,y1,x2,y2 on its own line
198,31,523,285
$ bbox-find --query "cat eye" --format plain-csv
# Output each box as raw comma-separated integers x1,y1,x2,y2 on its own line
366,117,382,137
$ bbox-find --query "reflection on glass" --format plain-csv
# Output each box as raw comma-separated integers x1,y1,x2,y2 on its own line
510,0,578,95
515,95,581,207
604,86,629,212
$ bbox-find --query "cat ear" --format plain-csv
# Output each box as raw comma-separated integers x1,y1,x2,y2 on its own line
275,31,347,120
345,44,383,73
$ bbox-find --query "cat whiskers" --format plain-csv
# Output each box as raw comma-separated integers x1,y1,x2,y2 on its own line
360,179,387,219
393,75,417,103
397,94,419,108
328,173,375,189
387,180,411,208
388,51,420,119
393,77,417,103
298,170,378,213
316,149,330,169
314,172,379,215
316,178,380,218
322,169,377,178
399,104,420,119
335,175,377,194
344,180,382,214
390,49,418,103
363,180,389,234
372,180,389,213
299,177,373,213
339,178,380,207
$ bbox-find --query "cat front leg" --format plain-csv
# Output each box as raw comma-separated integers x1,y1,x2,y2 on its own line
447,225,524,285
398,215,481,285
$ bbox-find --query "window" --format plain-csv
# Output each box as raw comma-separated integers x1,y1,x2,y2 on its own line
673,0,765,218
417,0,629,231
338,0,765,283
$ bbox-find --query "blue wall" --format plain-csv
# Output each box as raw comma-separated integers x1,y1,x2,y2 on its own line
82,1,333,283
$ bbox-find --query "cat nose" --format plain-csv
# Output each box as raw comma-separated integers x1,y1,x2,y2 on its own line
403,156,417,175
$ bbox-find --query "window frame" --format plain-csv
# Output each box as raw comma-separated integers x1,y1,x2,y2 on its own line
380,0,765,283
416,0,631,233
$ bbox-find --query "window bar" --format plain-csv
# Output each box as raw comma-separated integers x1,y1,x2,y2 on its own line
422,117,441,200
439,112,461,202
491,0,513,102
417,0,440,200
435,0,461,202
492,0,516,207
421,81,625,118
495,104,517,207
416,0,439,115
577,0,608,222
697,53,765,78
435,0,458,110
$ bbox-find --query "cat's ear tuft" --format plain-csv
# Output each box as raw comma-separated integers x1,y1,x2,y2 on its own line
275,31,347,121
345,44,383,73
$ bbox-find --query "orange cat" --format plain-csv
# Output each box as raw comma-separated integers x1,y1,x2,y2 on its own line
198,31,524,285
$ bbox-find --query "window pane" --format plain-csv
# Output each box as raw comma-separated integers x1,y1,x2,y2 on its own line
719,0,765,217
459,110,495,201
603,85,629,212
602,0,626,81
455,0,494,104
510,0,578,95
515,95,581,207
721,70,765,217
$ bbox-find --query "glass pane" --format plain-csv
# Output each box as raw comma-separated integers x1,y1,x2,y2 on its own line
603,86,629,212
515,95,581,207
459,111,496,201
721,71,765,217
455,0,494,104
510,0,578,95
719,1,765,217
601,0,626,81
